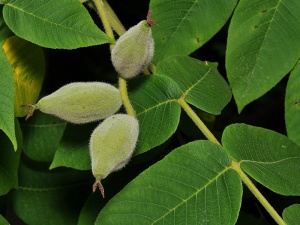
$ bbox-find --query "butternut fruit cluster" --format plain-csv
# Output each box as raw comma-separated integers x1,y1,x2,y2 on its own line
23,82,139,198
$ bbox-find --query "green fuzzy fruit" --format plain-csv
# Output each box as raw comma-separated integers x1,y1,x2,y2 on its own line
22,82,122,124
89,114,139,197
111,20,154,79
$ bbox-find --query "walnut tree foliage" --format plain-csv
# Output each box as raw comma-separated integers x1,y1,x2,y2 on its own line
0,0,299,224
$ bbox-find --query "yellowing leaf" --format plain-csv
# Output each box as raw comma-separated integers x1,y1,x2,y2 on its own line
3,36,45,117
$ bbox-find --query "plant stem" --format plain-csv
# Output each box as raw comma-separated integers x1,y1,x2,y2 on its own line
231,161,286,225
118,77,136,117
94,0,136,117
93,0,115,48
177,97,220,145
102,0,126,36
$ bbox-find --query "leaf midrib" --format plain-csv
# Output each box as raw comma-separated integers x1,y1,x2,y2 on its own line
151,166,231,224
240,156,300,164
136,99,177,116
5,3,104,38
182,67,212,98
18,180,91,192
238,0,285,98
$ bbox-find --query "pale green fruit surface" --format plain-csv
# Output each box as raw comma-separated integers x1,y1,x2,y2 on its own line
36,82,122,124
111,20,154,79
89,114,139,182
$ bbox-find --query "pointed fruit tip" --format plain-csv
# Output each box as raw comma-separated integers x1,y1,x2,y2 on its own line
93,181,105,198
21,104,36,120
146,9,158,26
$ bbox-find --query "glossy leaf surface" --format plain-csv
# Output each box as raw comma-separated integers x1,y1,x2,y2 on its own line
0,120,22,195
20,112,67,162
129,75,182,154
3,0,111,49
157,56,232,115
50,123,96,170
222,124,300,195
12,161,92,225
0,46,16,149
150,0,238,63
226,0,300,111
283,204,300,225
285,61,300,146
96,141,242,225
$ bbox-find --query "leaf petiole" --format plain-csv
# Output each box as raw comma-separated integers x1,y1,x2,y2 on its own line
93,0,136,117
177,97,220,144
231,161,286,225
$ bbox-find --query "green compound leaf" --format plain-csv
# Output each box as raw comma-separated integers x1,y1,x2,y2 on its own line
128,75,182,154
129,58,231,154
285,61,300,146
20,111,67,162
0,46,16,150
12,161,92,225
222,124,300,195
150,0,238,63
283,204,300,225
0,214,9,225
157,56,232,115
3,0,112,49
226,0,300,112
96,141,242,225
0,119,22,196
0,8,12,44
50,123,97,170
78,192,104,225
3,35,45,117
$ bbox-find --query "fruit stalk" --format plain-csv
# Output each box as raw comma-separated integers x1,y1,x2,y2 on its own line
118,77,136,117
93,0,115,49
102,0,126,36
